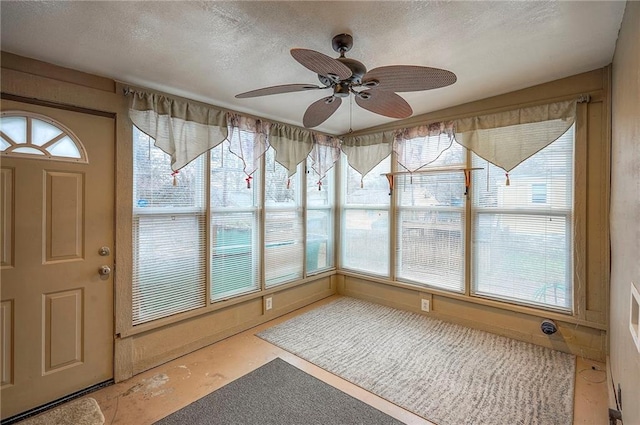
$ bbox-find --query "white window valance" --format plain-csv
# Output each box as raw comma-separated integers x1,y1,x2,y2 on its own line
127,89,228,171
269,123,342,182
309,134,342,188
453,100,576,172
268,123,314,178
127,87,577,184
226,113,270,187
393,121,456,172
341,131,395,178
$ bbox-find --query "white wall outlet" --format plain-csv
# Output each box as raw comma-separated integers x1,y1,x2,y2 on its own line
265,296,273,311
421,299,430,312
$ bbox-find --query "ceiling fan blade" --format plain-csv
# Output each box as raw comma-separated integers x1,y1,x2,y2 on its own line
303,96,342,128
363,65,457,92
291,49,352,81
235,84,324,98
355,90,412,119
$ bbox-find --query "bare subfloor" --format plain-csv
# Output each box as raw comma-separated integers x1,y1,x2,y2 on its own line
88,295,608,425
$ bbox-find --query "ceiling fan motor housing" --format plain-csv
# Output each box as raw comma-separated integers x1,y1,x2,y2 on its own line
337,57,367,84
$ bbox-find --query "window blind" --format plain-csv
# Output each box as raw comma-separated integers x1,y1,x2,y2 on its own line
341,155,391,276
132,214,206,324
265,210,304,286
396,172,465,291
307,158,334,274
471,125,574,310
265,148,303,287
132,127,206,325
210,141,261,300
211,212,259,300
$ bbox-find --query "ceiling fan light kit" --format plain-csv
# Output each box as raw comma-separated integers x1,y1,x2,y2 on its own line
236,33,457,129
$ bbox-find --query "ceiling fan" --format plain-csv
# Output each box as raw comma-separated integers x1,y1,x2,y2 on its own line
235,34,457,129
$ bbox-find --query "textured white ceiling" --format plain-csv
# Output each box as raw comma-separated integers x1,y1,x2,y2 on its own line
0,1,625,135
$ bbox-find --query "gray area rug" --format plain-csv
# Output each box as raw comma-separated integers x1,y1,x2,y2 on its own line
257,297,576,425
154,357,402,425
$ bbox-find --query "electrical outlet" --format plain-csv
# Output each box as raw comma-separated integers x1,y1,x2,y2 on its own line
421,299,430,312
265,297,272,311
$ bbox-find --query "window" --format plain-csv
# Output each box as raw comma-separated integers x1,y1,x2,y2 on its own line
307,158,335,274
132,124,338,325
210,140,261,301
1,112,87,162
396,141,466,291
339,122,574,313
471,126,574,310
341,155,391,276
132,127,206,325
264,147,304,287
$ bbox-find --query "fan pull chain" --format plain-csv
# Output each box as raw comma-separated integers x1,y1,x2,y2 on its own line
505,172,510,186
348,95,353,134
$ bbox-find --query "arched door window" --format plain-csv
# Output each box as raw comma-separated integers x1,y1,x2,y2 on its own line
0,111,88,163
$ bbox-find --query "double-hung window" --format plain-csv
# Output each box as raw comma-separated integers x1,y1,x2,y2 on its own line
341,155,391,276
264,147,303,287
306,158,335,274
210,140,261,301
132,127,206,325
395,141,466,291
471,126,575,310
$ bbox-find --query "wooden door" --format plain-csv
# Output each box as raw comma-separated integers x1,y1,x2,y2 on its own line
0,99,114,419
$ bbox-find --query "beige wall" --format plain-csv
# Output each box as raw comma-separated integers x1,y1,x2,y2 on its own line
610,1,640,423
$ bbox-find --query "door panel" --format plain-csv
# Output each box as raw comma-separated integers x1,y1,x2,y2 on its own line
0,99,114,419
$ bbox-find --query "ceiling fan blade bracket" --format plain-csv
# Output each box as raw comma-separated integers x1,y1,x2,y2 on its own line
361,79,379,88
326,73,341,82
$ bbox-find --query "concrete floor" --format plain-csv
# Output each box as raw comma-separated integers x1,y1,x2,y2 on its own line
84,295,608,424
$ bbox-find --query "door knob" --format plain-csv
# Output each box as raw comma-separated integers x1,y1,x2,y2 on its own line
98,265,111,276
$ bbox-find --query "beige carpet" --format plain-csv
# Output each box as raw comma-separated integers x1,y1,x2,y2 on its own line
258,297,575,425
19,398,104,425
